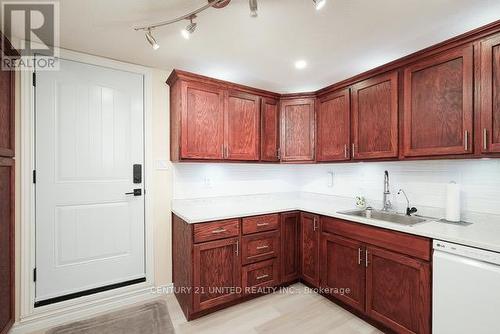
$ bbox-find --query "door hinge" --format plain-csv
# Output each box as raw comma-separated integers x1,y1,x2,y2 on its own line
33,170,36,184
32,72,36,87
33,268,37,282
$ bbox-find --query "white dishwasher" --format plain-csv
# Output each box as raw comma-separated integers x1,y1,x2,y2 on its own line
433,240,500,334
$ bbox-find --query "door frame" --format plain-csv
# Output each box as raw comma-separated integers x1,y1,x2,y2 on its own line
18,46,156,328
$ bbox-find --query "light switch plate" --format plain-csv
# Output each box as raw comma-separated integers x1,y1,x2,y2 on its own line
154,160,169,170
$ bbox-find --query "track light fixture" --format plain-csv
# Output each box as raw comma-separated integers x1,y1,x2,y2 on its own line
313,0,326,10
249,0,258,17
181,16,197,39
145,28,160,50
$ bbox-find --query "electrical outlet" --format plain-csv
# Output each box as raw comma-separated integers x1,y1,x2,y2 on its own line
327,171,335,187
203,177,212,188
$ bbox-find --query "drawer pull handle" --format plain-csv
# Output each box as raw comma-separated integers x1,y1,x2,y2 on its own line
256,274,269,280
211,228,227,234
256,222,269,227
256,245,269,250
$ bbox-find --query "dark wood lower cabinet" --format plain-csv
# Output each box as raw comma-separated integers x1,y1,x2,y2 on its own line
193,237,241,312
280,212,300,282
300,213,320,286
173,212,431,332
366,246,431,334
320,233,366,313
0,158,14,334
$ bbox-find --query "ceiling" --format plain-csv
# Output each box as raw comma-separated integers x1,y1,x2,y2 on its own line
7,0,500,93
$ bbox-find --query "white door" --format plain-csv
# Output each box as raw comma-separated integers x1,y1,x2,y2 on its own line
35,58,145,303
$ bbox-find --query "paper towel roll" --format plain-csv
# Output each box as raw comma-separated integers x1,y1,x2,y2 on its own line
446,182,461,222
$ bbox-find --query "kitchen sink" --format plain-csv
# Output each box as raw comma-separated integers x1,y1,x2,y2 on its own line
337,209,429,226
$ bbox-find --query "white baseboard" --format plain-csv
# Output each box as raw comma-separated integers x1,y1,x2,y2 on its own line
10,283,173,334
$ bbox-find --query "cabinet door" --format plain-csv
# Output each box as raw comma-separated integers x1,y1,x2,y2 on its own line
225,90,260,160
0,69,14,157
0,158,14,334
280,212,300,283
280,98,315,162
351,72,398,159
193,237,241,312
300,213,320,287
181,82,224,159
260,97,280,161
404,45,473,157
366,246,431,334
480,34,500,153
317,89,351,161
320,233,365,313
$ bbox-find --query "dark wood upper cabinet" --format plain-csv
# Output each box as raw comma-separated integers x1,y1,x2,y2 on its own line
260,97,280,161
280,212,300,283
365,245,431,334
180,81,225,160
193,237,241,312
480,34,500,154
403,45,474,157
316,89,351,161
300,213,320,287
280,98,315,162
225,90,260,160
320,233,366,313
351,72,399,160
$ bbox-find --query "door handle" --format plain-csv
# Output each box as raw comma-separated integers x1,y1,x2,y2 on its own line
125,189,142,196
365,250,369,268
358,248,362,265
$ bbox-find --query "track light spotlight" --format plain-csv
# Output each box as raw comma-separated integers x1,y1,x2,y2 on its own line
181,17,197,39
249,0,258,17
313,0,326,10
145,28,160,50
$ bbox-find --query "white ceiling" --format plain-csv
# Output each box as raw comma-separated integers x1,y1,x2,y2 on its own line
8,0,500,93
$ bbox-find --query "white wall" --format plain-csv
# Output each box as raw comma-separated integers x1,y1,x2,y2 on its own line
173,159,500,218
172,163,299,199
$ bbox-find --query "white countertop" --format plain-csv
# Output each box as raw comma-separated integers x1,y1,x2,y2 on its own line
172,192,500,253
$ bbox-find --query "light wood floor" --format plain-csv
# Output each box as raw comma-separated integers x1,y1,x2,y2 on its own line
166,283,383,334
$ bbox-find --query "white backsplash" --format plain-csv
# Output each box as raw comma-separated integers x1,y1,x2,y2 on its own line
173,159,500,218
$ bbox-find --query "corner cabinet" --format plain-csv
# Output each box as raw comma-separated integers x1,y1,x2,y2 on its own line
280,98,315,162
316,89,351,161
351,72,399,160
403,45,474,157
480,34,500,154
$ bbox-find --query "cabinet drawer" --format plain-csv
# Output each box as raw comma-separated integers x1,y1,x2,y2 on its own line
242,259,279,290
241,231,280,265
193,219,240,243
242,214,279,235
322,217,431,261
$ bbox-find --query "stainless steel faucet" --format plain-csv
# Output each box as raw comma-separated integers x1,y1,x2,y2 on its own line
382,170,392,211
